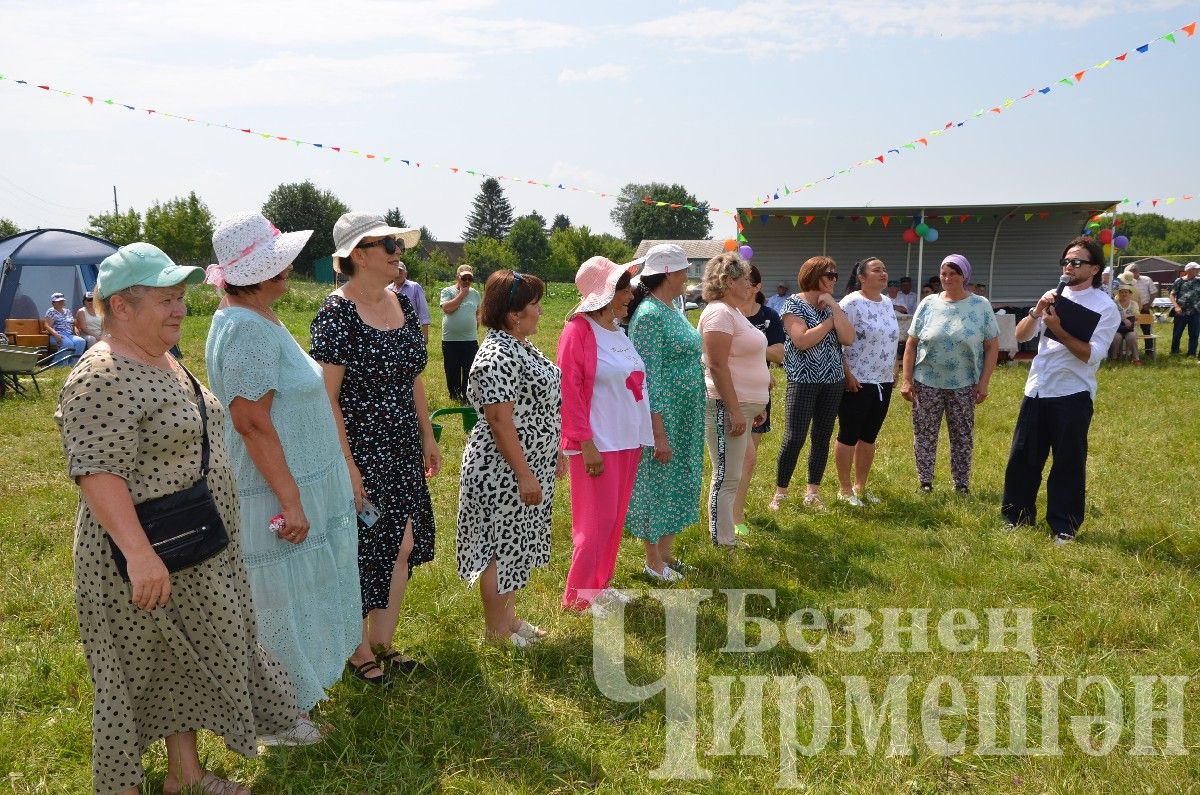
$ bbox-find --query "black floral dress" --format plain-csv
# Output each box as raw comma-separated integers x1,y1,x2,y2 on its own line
310,293,435,614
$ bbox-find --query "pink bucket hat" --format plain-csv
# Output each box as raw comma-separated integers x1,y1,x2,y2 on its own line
207,211,312,288
571,256,640,316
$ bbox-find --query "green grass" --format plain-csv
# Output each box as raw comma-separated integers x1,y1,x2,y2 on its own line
3,282,1199,793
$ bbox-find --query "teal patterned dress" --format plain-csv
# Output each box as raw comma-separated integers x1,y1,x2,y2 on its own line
625,296,706,542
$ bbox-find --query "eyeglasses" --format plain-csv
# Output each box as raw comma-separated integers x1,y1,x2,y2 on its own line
460,275,474,282
1059,258,1097,269
356,237,404,255
83,297,93,302
508,272,525,302
822,272,838,280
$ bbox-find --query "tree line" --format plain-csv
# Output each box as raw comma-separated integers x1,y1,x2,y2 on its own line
0,178,717,282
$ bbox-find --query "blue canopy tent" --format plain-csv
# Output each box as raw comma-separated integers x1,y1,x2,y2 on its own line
0,229,116,326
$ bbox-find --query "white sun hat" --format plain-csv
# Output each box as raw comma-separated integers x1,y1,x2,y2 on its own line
628,243,689,277
207,211,313,288
331,212,421,260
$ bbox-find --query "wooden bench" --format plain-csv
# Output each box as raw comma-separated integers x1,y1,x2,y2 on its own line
3,318,49,350
1136,313,1157,359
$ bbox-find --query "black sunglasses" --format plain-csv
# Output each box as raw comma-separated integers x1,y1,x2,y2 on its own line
822,271,838,279
1059,257,1097,269
357,237,404,255
508,272,525,302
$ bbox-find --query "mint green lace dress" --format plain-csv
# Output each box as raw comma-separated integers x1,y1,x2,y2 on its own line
625,296,706,542
205,308,361,711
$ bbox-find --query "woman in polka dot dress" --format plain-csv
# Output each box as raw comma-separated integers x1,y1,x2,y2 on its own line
311,213,441,685
57,243,294,795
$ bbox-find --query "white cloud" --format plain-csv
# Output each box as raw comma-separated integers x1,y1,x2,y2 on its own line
557,64,632,84
630,1,1156,59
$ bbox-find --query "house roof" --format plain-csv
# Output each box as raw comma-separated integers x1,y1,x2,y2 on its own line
633,239,725,259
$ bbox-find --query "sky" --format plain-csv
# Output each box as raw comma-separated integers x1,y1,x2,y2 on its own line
1,1,1197,244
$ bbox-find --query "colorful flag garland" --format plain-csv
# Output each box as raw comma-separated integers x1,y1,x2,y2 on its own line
0,72,732,219
749,20,1197,210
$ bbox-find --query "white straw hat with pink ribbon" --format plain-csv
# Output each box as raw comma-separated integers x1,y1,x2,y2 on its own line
206,211,313,289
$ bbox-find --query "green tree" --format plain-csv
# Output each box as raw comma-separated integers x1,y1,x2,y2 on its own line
463,177,515,242
507,215,551,276
551,213,571,233
0,218,20,238
383,208,408,229
142,192,214,266
610,182,712,246
463,236,517,281
262,180,349,277
546,226,634,282
86,209,142,246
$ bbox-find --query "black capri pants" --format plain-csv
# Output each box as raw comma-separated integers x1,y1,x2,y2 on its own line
836,382,894,446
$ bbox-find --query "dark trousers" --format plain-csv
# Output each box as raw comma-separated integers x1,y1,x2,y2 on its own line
1001,391,1092,537
1170,312,1199,357
442,340,478,401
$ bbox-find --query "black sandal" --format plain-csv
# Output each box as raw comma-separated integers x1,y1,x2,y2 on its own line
376,648,422,673
346,659,387,685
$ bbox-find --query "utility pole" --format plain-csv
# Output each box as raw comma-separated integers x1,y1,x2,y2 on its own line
113,186,119,216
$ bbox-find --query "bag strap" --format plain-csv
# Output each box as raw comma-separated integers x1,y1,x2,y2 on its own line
176,363,211,477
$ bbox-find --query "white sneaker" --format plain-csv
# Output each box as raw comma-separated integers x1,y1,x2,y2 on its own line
602,586,636,604
836,492,865,508
854,489,881,505
260,716,324,747
643,563,681,584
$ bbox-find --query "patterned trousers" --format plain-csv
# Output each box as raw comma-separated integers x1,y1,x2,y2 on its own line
911,382,976,490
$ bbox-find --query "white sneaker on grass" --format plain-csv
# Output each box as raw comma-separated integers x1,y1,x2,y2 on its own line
853,489,882,505
836,492,865,508
602,586,636,604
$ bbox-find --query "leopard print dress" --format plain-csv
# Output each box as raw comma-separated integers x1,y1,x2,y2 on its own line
456,329,562,594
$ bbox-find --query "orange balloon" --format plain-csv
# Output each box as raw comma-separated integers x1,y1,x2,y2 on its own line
723,239,737,251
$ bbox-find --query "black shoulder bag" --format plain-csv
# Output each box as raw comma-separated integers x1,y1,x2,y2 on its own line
108,365,229,581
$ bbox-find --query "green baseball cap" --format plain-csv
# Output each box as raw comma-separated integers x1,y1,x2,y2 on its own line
96,242,204,299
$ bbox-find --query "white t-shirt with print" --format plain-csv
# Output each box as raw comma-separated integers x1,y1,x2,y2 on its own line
840,292,899,384
586,317,654,453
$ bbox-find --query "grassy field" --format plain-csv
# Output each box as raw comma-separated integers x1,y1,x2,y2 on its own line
2,279,1199,793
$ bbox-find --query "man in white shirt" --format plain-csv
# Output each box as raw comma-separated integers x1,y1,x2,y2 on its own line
895,276,917,314
1001,237,1120,544
765,282,790,314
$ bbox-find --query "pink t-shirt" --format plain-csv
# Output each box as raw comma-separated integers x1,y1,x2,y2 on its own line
699,301,771,404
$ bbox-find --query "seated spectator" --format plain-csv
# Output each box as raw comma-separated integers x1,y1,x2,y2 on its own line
43,291,86,364
75,291,102,347
895,276,918,314
1109,285,1140,362
766,282,790,314
887,281,908,315
920,284,934,300
973,283,989,300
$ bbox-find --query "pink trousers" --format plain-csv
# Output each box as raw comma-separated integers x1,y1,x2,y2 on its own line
562,448,642,610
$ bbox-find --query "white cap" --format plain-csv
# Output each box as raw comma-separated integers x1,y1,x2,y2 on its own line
1186,262,1199,272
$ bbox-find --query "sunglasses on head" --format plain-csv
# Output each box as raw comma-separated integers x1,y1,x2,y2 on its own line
508,272,525,302
1059,257,1096,269
356,236,404,255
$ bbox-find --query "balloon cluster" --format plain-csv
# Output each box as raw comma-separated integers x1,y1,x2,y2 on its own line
902,221,938,245
1084,220,1129,258
722,239,754,260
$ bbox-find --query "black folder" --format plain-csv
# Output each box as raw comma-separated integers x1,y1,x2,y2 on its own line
1043,293,1101,344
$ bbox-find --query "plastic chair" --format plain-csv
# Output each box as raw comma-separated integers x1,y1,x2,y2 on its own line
430,406,478,442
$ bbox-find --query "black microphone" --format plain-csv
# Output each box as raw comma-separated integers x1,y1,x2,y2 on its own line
1054,274,1070,298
